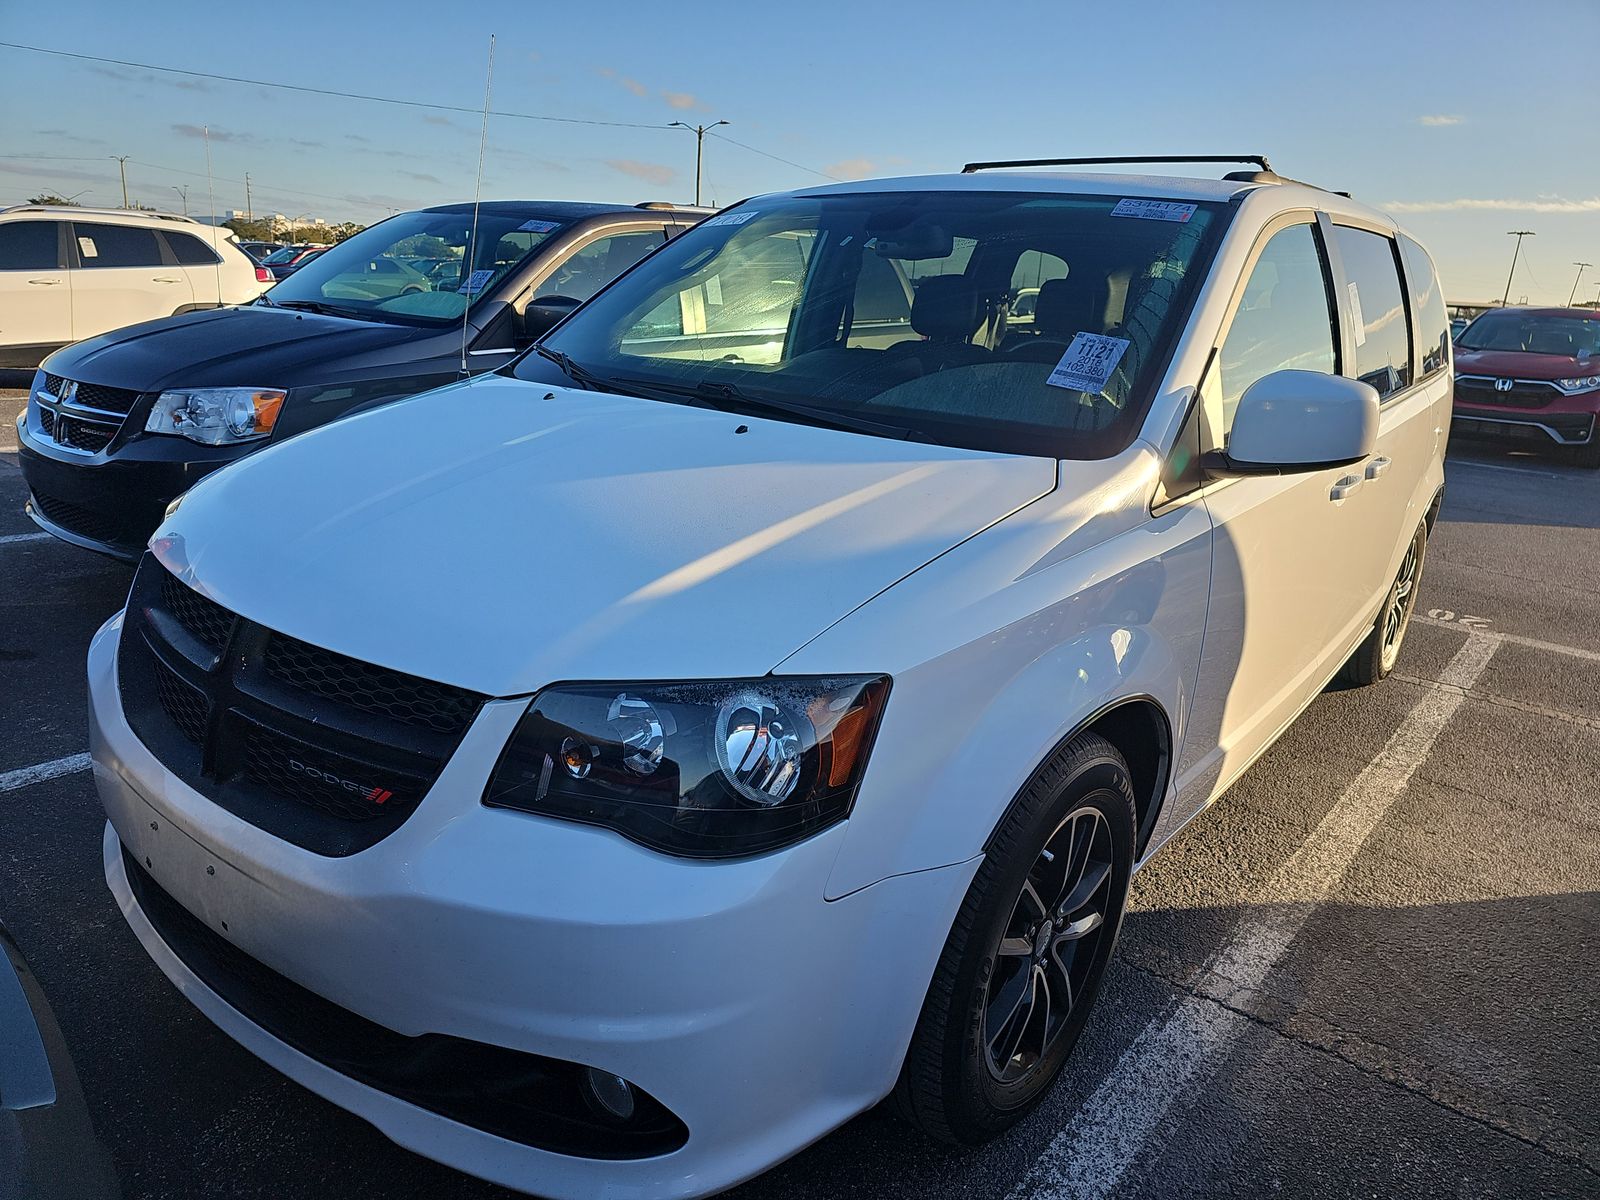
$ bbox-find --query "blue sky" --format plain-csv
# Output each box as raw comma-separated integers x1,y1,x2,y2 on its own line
3,0,1596,305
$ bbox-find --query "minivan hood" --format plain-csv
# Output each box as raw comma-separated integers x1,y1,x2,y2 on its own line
152,376,1056,694
1453,347,1594,380
44,304,432,392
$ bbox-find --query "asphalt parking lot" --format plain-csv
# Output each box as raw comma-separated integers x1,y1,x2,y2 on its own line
2,381,1597,1199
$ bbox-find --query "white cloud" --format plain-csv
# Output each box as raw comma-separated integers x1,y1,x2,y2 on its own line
661,90,700,111
1383,196,1600,214
1418,114,1464,127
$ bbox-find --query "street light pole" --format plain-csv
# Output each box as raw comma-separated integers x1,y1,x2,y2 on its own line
1568,262,1592,307
1501,230,1535,308
110,155,130,207
668,119,729,206
171,185,188,216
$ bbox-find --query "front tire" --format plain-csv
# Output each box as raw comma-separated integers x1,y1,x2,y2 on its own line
893,733,1136,1145
1340,518,1428,687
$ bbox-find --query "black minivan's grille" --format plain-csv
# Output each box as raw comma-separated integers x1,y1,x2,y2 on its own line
119,556,488,856
43,373,142,415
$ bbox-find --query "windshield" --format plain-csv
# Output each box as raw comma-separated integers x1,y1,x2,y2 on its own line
1457,312,1600,358
522,191,1224,456
266,209,567,325
260,246,301,264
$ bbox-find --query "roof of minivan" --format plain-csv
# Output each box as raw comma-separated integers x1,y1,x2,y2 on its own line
786,171,1399,231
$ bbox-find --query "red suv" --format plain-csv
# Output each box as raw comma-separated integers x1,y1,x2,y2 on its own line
1452,307,1600,467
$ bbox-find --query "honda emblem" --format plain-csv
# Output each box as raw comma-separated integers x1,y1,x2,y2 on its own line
1494,378,1515,392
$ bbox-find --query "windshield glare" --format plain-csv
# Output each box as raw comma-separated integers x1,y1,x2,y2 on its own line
526,191,1222,456
266,210,565,324
1457,312,1600,358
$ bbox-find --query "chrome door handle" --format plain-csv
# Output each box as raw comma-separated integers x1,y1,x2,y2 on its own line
1365,456,1392,480
152,276,182,284
1329,474,1364,502
27,278,62,286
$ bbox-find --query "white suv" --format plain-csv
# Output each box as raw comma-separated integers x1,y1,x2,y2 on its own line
88,158,1450,1198
0,205,268,367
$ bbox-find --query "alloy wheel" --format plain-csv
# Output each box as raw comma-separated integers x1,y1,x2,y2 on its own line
1380,538,1421,671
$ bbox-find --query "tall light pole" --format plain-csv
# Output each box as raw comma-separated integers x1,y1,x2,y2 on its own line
668,119,729,207
110,155,130,207
1567,262,1592,307
245,172,253,221
171,185,188,216
1501,231,1535,308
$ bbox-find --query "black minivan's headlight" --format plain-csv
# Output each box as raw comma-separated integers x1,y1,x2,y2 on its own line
484,676,891,858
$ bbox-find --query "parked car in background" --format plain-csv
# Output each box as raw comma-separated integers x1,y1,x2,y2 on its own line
1450,314,1469,340
87,159,1450,1198
0,205,269,367
1451,306,1600,466
1,922,122,1200
237,241,283,261
262,244,329,281
18,199,708,558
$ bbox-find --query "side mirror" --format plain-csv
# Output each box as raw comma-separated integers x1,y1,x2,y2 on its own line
1221,369,1377,474
519,295,583,343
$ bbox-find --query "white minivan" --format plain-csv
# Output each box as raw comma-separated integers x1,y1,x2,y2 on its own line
0,205,268,367
89,158,1450,1198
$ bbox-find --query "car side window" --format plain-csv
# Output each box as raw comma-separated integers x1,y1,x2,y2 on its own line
166,233,221,266
73,223,164,269
537,230,666,304
0,221,62,270
1331,225,1412,400
1208,222,1338,446
1398,234,1449,379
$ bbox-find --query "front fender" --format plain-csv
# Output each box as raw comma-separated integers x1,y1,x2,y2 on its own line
779,463,1212,900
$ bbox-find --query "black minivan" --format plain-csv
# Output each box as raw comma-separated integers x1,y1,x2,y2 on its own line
17,199,705,559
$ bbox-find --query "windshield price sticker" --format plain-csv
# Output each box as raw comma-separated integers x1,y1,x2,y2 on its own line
517,219,560,233
1047,333,1132,393
1111,199,1197,223
703,210,759,228
458,268,496,295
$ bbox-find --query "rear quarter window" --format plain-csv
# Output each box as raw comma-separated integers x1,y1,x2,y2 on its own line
166,232,222,266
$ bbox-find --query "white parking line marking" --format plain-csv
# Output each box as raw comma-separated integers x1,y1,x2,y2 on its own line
1008,631,1501,1200
0,753,92,792
1417,616,1600,664
1444,458,1561,479
0,531,49,547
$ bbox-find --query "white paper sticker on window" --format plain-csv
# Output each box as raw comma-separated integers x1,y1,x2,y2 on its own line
1110,199,1197,223
703,210,758,228
458,268,496,294
1347,281,1367,347
517,219,560,233
1046,333,1132,393
77,236,98,258
704,274,724,306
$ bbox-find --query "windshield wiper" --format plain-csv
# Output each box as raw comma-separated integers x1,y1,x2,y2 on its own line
534,345,608,391
270,299,365,320
611,376,912,439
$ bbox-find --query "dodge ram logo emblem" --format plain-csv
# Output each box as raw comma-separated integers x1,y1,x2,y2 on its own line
1494,378,1515,392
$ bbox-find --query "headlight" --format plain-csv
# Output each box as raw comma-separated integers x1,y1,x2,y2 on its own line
145,388,286,445
484,676,891,858
1554,375,1600,393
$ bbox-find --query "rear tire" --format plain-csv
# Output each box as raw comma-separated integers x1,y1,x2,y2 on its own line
893,733,1136,1145
1340,518,1428,687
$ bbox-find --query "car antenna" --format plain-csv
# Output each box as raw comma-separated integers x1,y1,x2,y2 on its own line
461,34,496,379
204,125,223,307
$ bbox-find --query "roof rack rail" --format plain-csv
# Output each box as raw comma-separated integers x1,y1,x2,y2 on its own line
634,201,715,212
961,154,1273,175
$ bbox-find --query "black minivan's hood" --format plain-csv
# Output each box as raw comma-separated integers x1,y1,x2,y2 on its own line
44,305,443,392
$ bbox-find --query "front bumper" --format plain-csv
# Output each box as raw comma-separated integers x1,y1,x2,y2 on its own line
88,613,976,1199
1451,402,1598,448
16,404,245,560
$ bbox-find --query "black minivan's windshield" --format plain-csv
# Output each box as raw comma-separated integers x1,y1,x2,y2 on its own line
1457,311,1600,358
266,209,566,325
521,191,1224,456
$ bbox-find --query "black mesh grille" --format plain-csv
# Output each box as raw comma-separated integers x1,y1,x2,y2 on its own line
53,415,116,452
1455,377,1558,410
44,373,141,415
37,407,55,437
118,556,488,856
265,634,483,736
153,663,210,746
30,490,125,545
159,572,237,653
